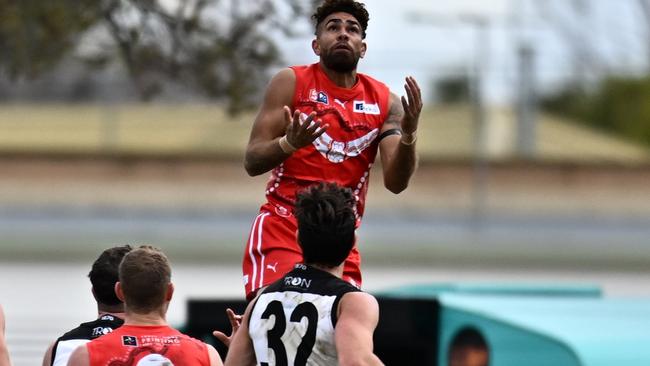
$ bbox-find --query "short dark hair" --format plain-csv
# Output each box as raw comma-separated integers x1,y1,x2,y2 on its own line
89,245,133,307
119,245,172,313
295,182,356,267
312,0,369,39
448,327,490,366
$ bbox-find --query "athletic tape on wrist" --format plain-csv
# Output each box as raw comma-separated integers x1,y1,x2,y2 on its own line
279,135,297,154
400,132,417,146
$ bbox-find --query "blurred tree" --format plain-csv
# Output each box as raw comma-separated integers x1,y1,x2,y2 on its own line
0,1,99,80
542,77,650,148
0,0,319,114
434,75,470,104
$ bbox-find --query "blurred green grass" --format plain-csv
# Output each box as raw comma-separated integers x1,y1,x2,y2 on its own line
0,103,648,163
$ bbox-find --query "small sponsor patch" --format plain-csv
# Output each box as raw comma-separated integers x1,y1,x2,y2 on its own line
317,92,329,104
284,276,312,288
309,89,329,104
334,98,347,107
274,204,291,218
92,326,114,337
122,335,138,347
353,101,380,115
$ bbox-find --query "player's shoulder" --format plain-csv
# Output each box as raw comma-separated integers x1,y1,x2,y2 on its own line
270,67,297,84
339,291,378,312
57,324,88,341
288,63,312,72
263,68,297,100
326,276,362,296
178,331,209,348
357,71,389,90
57,318,103,341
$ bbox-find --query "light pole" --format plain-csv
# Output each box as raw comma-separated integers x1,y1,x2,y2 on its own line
407,11,491,228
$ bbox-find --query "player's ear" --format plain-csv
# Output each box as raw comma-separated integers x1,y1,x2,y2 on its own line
312,38,321,56
166,283,174,301
115,282,125,302
360,41,367,58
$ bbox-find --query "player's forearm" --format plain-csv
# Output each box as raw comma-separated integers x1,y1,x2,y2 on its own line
383,139,418,194
339,351,385,366
0,349,9,366
244,138,291,176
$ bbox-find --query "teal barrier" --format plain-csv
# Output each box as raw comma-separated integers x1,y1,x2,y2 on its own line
377,283,650,366
438,294,650,366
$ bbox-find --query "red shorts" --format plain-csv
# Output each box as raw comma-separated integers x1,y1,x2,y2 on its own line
242,202,361,300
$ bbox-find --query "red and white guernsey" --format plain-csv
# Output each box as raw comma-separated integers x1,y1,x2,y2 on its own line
86,325,210,366
243,63,390,299
266,62,391,218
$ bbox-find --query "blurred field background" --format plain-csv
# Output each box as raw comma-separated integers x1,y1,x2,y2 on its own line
0,104,649,161
2,0,650,365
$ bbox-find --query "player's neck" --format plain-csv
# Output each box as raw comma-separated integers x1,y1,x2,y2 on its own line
97,310,126,320
124,309,168,326
97,304,125,319
309,263,344,278
319,62,357,89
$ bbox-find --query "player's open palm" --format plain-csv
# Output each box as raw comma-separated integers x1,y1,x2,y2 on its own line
400,76,422,135
283,106,329,149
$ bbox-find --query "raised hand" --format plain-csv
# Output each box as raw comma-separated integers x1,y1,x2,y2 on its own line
400,76,422,136
212,308,242,348
283,106,330,150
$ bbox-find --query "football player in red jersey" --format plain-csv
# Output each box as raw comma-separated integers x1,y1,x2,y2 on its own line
242,0,422,301
68,246,223,366
0,304,10,366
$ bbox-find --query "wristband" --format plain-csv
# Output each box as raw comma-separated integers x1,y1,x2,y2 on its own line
400,132,417,146
279,135,297,154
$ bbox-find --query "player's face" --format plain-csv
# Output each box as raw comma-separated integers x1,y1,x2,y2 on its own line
313,12,366,73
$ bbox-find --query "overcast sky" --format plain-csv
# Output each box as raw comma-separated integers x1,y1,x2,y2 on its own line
274,0,649,104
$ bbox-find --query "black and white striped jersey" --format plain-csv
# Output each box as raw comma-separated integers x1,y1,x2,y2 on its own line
50,314,123,366
248,264,361,366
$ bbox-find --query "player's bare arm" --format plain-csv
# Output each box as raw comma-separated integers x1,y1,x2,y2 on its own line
335,292,384,366
0,306,10,366
212,308,242,348
379,76,423,193
42,342,54,366
67,345,90,366
223,301,256,366
244,68,329,176
207,344,225,366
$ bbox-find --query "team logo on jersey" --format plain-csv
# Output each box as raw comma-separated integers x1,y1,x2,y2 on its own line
284,276,312,288
92,326,114,337
122,335,138,346
274,204,291,218
309,89,329,105
353,101,381,115
296,112,379,163
136,353,174,366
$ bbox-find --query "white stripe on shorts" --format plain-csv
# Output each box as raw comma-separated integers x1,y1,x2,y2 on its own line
257,213,268,289
247,212,269,294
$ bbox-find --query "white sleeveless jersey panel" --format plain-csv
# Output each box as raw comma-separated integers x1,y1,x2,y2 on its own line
250,291,338,365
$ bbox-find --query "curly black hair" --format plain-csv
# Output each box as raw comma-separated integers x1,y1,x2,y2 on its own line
312,0,369,39
295,182,356,267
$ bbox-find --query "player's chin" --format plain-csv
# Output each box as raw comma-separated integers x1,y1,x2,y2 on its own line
324,55,358,73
